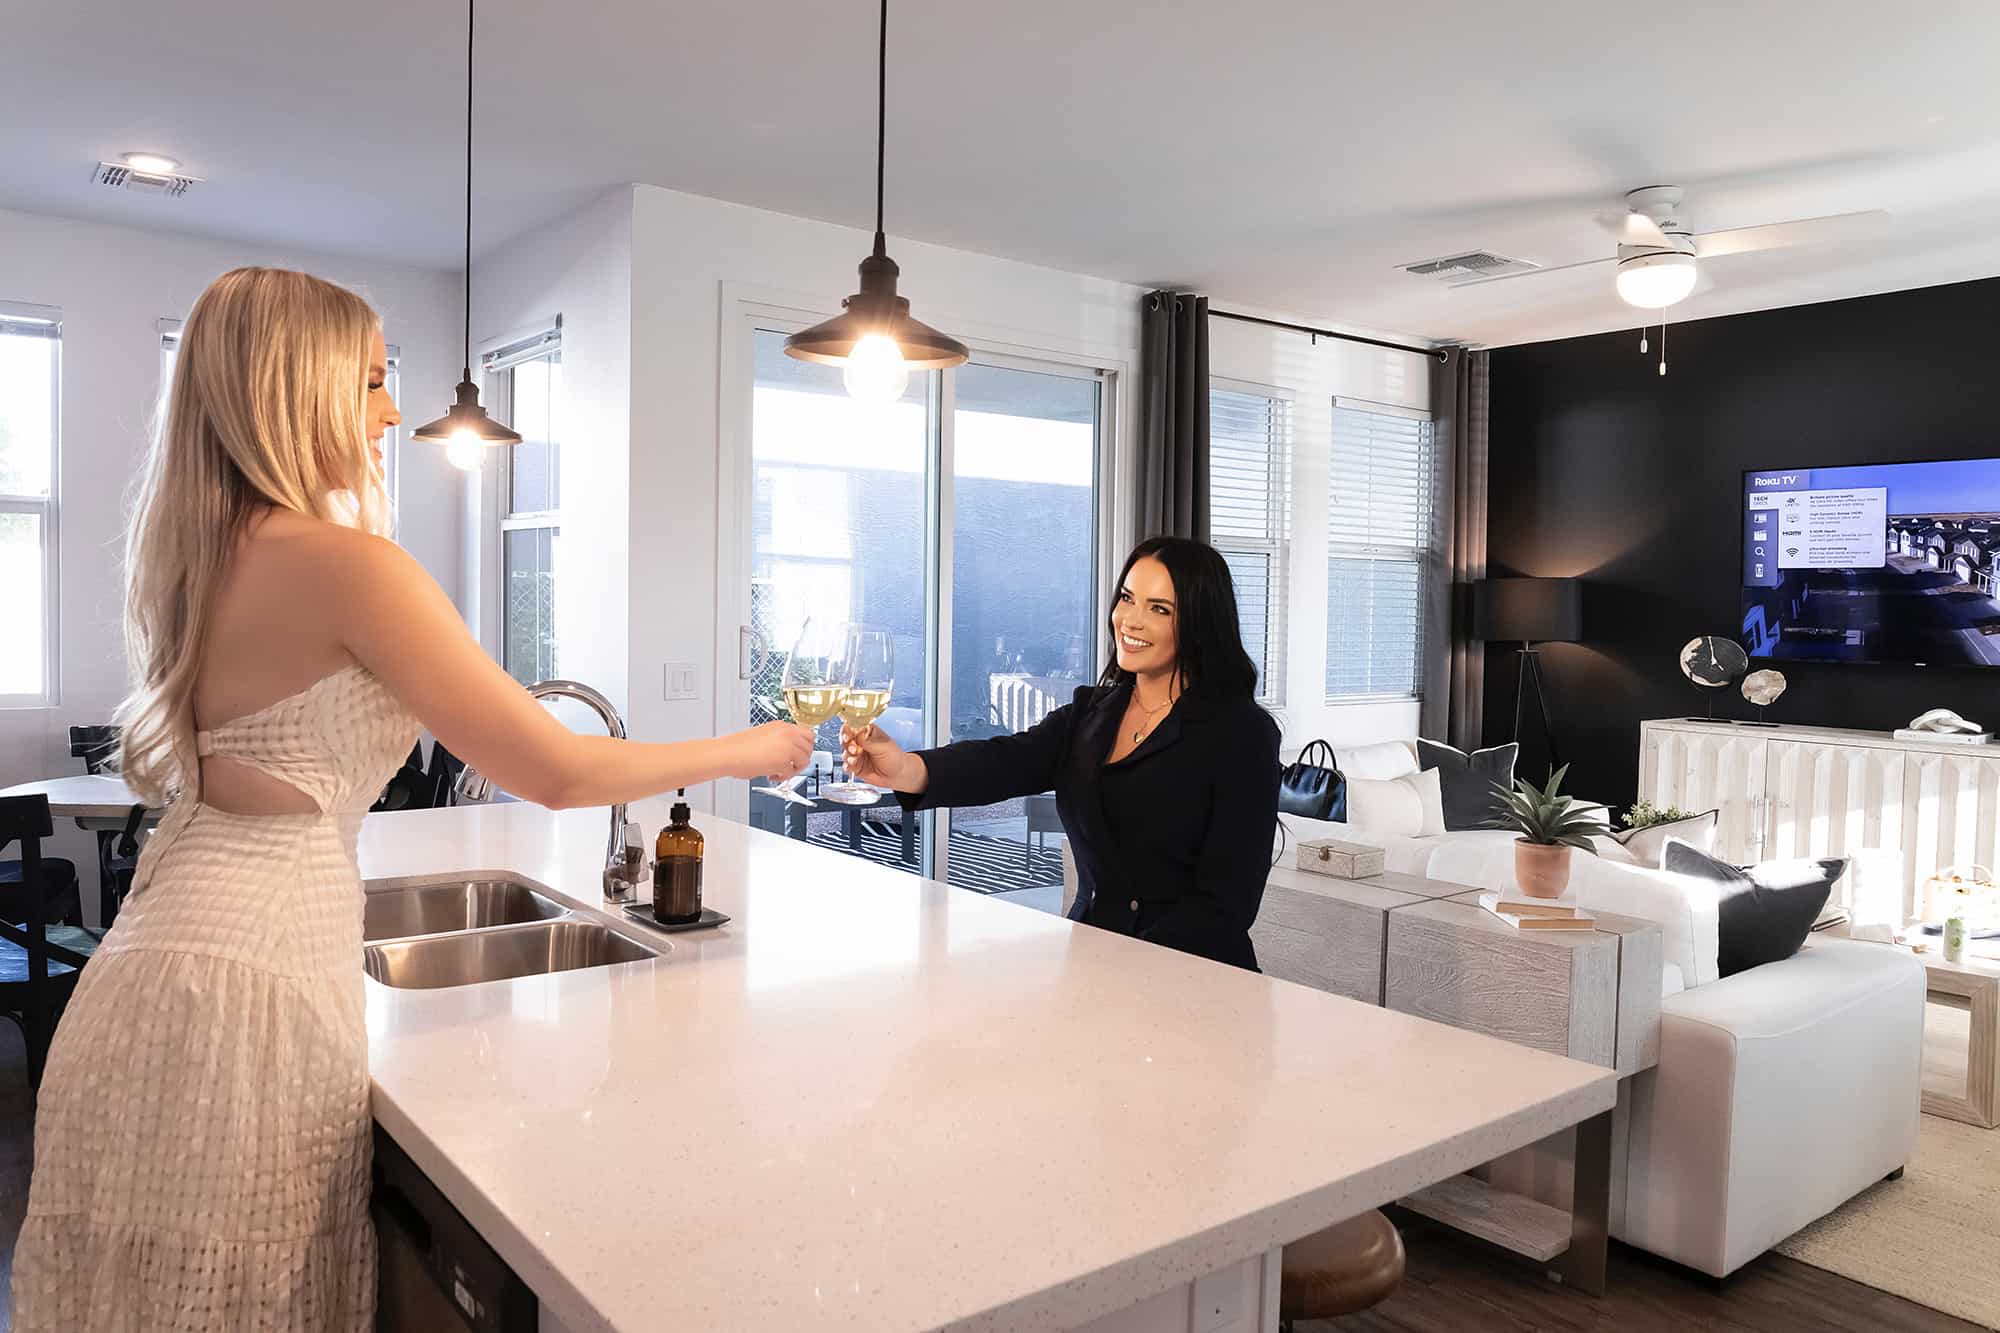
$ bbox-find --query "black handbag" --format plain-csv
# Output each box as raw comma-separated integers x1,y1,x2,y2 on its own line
1279,739,1346,821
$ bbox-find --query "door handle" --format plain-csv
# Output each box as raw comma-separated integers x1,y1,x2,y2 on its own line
739,625,769,681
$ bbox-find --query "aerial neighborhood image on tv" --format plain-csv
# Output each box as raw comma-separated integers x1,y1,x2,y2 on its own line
1741,457,2000,666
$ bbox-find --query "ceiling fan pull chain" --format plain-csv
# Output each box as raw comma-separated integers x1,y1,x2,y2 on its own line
1659,317,1668,376
1639,327,1648,354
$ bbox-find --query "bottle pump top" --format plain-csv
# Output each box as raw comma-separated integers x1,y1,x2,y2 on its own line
671,789,690,823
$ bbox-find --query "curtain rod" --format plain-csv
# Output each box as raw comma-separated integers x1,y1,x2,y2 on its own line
1206,307,1450,363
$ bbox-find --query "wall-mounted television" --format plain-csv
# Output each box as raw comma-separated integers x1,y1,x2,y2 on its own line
1742,458,2000,666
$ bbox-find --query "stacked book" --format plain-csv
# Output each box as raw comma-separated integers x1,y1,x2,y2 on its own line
1476,891,1597,931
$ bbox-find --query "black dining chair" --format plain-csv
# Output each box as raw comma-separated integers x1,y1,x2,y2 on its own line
0,794,105,1090
68,723,147,927
424,740,466,809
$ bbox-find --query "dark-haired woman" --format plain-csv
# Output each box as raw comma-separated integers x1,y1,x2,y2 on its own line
843,537,1280,970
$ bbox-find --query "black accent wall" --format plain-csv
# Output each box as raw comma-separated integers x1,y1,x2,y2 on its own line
1483,276,2000,809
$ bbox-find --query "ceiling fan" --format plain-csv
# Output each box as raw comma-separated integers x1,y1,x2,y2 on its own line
1465,185,1890,309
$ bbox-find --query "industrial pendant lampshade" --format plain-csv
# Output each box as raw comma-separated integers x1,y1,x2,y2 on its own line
784,0,967,401
412,0,520,469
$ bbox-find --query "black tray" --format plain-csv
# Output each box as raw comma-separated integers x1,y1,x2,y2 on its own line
622,904,729,933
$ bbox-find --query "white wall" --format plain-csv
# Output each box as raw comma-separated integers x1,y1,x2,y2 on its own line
466,184,1434,808
624,184,1145,809
468,187,635,713
0,204,461,886
1208,304,1436,756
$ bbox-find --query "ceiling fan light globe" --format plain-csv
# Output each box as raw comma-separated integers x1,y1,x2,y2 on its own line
1616,252,1698,309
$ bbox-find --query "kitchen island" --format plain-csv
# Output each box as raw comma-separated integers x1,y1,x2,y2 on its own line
361,799,1615,1332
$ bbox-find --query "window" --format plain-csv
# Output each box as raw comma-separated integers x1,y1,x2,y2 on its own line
1325,400,1437,701
1209,383,1292,704
160,319,402,507
0,302,60,706
489,326,562,686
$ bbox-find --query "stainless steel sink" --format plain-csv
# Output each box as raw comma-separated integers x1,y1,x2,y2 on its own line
363,878,569,942
364,920,660,990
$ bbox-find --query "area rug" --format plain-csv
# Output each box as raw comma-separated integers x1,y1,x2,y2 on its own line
1775,1009,2000,1330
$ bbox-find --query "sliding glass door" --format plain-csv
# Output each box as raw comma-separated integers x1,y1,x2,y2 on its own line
942,362,1100,906
741,324,1106,904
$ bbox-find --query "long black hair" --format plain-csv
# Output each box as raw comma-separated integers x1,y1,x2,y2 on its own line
1097,536,1260,699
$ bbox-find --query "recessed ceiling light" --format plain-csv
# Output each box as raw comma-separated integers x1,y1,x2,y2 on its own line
122,152,180,175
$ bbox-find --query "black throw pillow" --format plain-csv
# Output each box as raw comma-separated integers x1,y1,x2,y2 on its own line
1416,739,1519,832
1661,838,1843,978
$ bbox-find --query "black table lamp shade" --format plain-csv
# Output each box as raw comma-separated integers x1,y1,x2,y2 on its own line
1475,577,1582,644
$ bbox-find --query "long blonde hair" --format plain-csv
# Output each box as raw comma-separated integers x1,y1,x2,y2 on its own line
117,267,391,804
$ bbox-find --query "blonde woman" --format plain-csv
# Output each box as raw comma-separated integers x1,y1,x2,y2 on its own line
10,267,812,1330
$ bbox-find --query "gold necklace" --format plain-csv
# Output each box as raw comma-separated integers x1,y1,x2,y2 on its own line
1131,688,1176,745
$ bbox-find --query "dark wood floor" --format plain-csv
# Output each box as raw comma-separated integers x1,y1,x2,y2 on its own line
1306,1211,1992,1333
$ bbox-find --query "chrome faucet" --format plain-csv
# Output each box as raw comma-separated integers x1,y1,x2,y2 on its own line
454,679,647,905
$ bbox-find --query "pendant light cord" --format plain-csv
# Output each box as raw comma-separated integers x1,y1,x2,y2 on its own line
461,0,476,380
873,0,887,255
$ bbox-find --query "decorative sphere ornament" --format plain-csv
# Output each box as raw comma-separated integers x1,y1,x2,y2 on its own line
1680,637,1749,689
1742,669,1787,707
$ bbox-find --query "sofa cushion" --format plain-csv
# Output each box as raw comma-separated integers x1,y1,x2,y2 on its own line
1611,809,1720,867
1427,837,1722,988
1347,769,1446,838
1662,839,1841,978
1334,741,1419,781
1416,738,1518,831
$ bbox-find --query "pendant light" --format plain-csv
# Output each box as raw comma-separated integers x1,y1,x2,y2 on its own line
783,0,967,400
412,0,520,469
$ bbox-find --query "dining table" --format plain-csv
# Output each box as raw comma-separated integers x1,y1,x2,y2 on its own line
0,773,158,926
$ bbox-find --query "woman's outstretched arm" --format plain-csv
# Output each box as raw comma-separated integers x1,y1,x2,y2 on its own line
327,528,811,807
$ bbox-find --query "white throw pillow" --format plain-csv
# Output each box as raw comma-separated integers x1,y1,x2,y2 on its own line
1334,740,1420,781
1611,809,1720,867
1347,768,1447,838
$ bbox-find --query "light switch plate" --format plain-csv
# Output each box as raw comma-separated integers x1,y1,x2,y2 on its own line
662,662,700,701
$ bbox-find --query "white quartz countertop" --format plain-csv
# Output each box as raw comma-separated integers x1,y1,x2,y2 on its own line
361,801,1615,1333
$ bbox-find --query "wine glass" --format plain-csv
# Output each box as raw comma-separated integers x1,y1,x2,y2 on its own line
780,618,851,782
824,627,895,805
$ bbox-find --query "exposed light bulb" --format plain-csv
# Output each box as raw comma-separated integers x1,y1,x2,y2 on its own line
843,334,909,403
446,430,484,471
122,152,179,175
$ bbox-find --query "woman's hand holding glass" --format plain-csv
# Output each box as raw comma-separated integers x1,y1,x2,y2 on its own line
730,721,816,784
840,723,928,795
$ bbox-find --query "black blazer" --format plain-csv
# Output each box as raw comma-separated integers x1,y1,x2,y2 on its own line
903,683,1280,970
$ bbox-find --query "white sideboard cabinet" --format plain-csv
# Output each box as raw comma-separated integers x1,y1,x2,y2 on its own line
1638,718,1999,923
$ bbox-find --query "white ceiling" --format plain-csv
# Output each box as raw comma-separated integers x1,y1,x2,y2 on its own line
9,0,2000,348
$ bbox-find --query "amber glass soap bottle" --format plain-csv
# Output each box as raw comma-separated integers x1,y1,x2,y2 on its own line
653,790,704,924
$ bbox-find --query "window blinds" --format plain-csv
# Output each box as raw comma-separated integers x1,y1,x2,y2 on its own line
1325,401,1438,700
1209,386,1292,703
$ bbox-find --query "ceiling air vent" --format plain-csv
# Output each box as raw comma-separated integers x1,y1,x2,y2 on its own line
91,162,202,198
1399,251,1539,285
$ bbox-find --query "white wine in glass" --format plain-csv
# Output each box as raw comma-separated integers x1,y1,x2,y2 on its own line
825,627,895,805
781,617,851,738
784,685,847,729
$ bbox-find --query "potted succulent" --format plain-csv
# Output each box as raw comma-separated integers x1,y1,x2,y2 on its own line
1487,765,1610,898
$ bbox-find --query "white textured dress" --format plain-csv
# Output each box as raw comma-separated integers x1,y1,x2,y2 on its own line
12,665,418,1331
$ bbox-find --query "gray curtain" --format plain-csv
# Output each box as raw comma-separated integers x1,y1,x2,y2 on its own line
1137,291,1210,541
1421,346,1490,750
